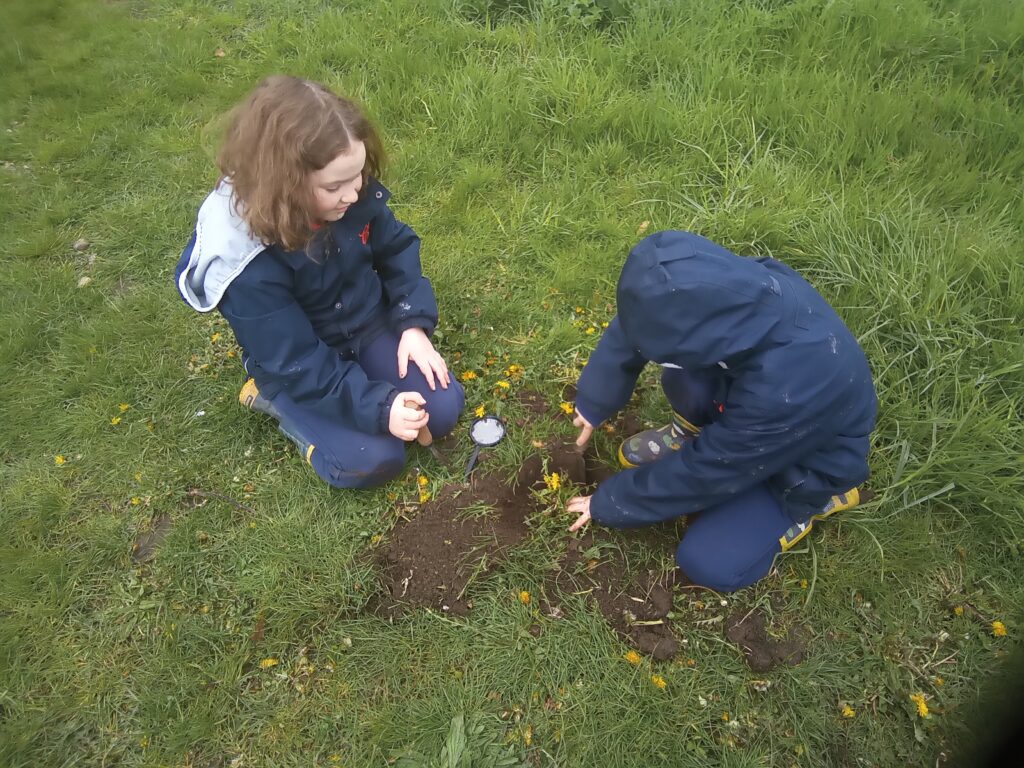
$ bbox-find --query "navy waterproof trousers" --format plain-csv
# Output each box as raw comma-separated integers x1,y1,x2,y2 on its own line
661,367,795,592
267,331,464,489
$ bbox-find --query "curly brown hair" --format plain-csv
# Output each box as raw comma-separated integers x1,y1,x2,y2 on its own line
217,75,385,250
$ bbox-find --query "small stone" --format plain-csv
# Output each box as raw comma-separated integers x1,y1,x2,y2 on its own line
77,276,92,288
73,238,90,251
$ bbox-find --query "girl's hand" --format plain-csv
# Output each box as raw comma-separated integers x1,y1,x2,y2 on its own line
573,410,594,448
389,391,430,441
397,328,449,391
567,495,592,532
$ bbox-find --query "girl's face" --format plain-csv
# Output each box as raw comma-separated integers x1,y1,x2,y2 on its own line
309,141,366,222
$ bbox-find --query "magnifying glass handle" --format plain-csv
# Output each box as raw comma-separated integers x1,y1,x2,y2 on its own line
464,444,482,481
404,399,434,447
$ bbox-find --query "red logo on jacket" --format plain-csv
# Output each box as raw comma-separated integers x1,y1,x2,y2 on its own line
359,222,371,245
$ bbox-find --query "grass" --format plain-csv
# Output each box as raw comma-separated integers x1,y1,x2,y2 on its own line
2,0,1023,765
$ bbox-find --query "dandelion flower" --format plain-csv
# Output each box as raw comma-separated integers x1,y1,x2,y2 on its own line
575,306,584,314
418,490,431,504
721,712,730,722
130,497,141,505
496,380,510,390
601,321,609,329
841,704,855,718
992,620,1008,637
624,650,642,665
259,658,279,669
559,402,574,414
651,674,667,690
474,404,486,418
54,455,66,466
110,416,122,425
518,590,531,605
544,472,561,491
418,475,429,487
934,677,944,687
460,371,477,381
585,327,596,335
211,332,221,343
800,579,808,589
910,692,929,718
523,724,533,746
119,403,130,412
953,605,964,616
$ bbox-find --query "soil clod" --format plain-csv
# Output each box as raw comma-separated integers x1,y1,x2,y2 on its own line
725,608,808,672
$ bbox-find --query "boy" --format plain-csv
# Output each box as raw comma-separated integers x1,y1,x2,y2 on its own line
567,231,877,592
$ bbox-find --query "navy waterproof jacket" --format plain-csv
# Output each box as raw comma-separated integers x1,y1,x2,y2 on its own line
575,231,877,526
175,178,437,435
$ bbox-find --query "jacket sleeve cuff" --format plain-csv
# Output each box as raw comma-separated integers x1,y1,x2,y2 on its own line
395,316,436,337
376,388,400,435
573,393,611,429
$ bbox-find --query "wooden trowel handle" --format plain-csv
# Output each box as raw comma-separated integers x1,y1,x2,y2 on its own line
404,399,433,447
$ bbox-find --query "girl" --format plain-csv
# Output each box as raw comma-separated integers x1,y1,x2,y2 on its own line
565,231,877,592
175,75,464,488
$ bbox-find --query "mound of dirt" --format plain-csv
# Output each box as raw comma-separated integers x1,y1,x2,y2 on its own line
371,387,688,660
725,608,808,672
374,472,531,618
543,532,680,660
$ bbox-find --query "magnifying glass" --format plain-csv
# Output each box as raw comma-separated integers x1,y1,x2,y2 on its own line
464,415,506,480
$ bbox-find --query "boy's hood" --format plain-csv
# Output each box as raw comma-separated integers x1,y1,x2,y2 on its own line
175,180,266,313
616,230,783,368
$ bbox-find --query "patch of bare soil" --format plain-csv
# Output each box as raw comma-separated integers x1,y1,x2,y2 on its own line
724,608,808,672
371,388,687,659
542,532,680,660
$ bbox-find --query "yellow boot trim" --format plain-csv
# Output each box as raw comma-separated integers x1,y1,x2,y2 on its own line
239,378,260,409
305,444,315,465
617,443,638,469
671,410,702,437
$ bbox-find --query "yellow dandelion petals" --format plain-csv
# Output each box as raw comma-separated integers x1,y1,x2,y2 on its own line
211,332,221,343
841,704,855,718
934,677,944,687
601,321,609,328
54,455,66,465
800,579,808,589
518,590,531,605
419,490,431,504
651,674,667,690
259,658,279,669
992,620,1008,637
910,692,929,717
370,534,382,546
544,472,561,491
953,605,964,616
574,306,584,314
130,497,141,505
110,416,122,425
685,658,696,667
624,650,642,665
523,724,533,746
119,403,130,412
460,371,477,381
721,712,730,722
227,349,237,358
474,405,485,418
585,327,596,334
418,475,429,487
559,402,574,414
496,380,510,390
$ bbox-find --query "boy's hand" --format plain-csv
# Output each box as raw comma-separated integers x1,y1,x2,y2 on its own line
397,327,450,391
573,410,594,448
389,392,429,441
568,495,592,532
